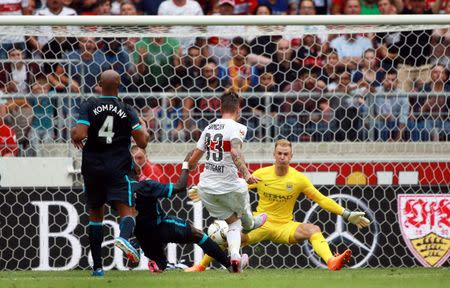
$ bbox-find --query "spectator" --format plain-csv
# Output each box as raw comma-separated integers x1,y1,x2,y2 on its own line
258,0,289,15
0,116,18,156
0,48,38,153
137,0,163,15
420,64,450,141
101,38,132,92
285,1,329,46
30,0,77,54
330,69,363,141
296,34,324,68
330,33,373,71
158,0,204,53
120,0,138,14
48,63,80,93
377,0,398,14
332,0,361,14
322,49,344,91
193,60,227,130
288,0,329,15
131,37,181,92
0,48,39,94
131,145,168,182
310,98,335,141
66,37,108,93
244,71,277,140
360,0,380,14
393,0,444,92
266,38,300,91
248,5,280,59
28,73,56,156
374,69,409,141
352,48,385,95
93,0,112,15
0,0,31,59
225,37,259,92
207,0,246,67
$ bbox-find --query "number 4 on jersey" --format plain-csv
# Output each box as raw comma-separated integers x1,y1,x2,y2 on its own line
99,116,115,144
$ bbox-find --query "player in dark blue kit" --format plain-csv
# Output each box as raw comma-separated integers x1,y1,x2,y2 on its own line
132,151,247,273
71,70,149,276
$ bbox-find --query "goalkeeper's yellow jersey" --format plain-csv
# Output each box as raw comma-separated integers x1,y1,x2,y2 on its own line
249,165,344,223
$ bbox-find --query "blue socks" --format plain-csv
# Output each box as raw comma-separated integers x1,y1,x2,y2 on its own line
88,221,103,270
198,233,229,268
119,216,136,241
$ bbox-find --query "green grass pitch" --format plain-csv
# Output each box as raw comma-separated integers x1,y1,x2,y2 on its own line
1,268,449,288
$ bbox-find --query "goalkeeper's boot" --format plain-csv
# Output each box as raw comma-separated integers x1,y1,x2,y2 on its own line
148,260,163,273
229,253,249,273
91,268,105,277
114,236,140,263
327,249,352,271
184,264,206,272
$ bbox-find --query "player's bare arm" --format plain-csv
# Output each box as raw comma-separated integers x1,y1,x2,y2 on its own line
71,124,88,150
131,117,150,149
230,138,259,184
188,148,204,171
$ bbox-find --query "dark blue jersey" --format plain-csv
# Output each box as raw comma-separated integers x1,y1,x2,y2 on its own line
77,96,141,177
133,180,174,225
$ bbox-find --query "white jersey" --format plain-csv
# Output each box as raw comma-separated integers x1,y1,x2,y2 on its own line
197,118,248,195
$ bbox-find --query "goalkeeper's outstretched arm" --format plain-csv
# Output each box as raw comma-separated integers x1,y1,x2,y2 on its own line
304,185,371,229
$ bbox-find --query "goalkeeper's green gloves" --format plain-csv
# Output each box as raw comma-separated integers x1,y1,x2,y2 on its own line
342,209,371,229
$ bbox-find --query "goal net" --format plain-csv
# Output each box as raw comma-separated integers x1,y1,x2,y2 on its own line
0,16,449,271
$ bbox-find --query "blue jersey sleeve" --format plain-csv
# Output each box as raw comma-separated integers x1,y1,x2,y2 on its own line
134,180,174,199
76,100,91,126
128,106,141,131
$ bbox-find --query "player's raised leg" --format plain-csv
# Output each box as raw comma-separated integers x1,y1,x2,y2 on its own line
294,223,352,270
114,202,140,263
88,207,105,276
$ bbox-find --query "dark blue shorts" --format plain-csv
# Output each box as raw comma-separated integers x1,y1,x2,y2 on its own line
83,173,136,209
135,216,193,270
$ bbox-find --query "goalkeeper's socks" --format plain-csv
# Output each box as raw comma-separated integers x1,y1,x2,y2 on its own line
88,221,103,270
119,216,135,241
197,233,229,268
310,231,333,263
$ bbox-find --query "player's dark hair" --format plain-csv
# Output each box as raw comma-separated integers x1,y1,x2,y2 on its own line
220,91,240,113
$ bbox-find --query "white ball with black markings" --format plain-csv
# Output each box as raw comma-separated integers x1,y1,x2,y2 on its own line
207,220,228,245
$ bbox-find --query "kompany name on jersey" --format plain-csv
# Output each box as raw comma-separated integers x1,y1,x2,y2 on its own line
93,104,128,119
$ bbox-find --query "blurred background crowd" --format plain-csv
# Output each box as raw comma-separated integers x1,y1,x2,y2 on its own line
1,0,450,157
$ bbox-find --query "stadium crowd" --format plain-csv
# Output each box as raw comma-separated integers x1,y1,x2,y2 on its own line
1,0,450,156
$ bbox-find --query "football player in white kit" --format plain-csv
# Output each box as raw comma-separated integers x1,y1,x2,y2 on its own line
188,91,267,273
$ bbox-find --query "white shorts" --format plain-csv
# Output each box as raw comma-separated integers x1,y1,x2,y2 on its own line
198,189,253,227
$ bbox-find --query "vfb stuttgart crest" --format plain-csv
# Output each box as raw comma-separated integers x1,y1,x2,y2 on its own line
398,194,450,267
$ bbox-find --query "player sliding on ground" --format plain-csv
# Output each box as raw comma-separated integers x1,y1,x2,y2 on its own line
187,91,268,273
186,139,371,272
132,151,246,273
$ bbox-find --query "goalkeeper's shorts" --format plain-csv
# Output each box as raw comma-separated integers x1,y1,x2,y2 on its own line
247,215,301,245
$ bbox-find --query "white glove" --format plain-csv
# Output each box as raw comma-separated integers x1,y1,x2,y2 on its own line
187,186,200,203
342,209,371,229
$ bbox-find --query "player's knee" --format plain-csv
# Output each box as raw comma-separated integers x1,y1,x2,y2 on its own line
189,225,204,243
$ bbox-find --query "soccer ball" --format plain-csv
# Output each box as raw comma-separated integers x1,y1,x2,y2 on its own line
207,220,228,245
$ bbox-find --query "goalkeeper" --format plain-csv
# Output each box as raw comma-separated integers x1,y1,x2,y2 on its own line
186,139,370,272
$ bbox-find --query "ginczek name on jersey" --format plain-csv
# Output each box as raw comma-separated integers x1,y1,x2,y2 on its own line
93,104,128,118
205,163,224,173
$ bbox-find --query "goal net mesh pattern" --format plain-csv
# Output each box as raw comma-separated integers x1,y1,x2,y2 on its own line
0,20,449,270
